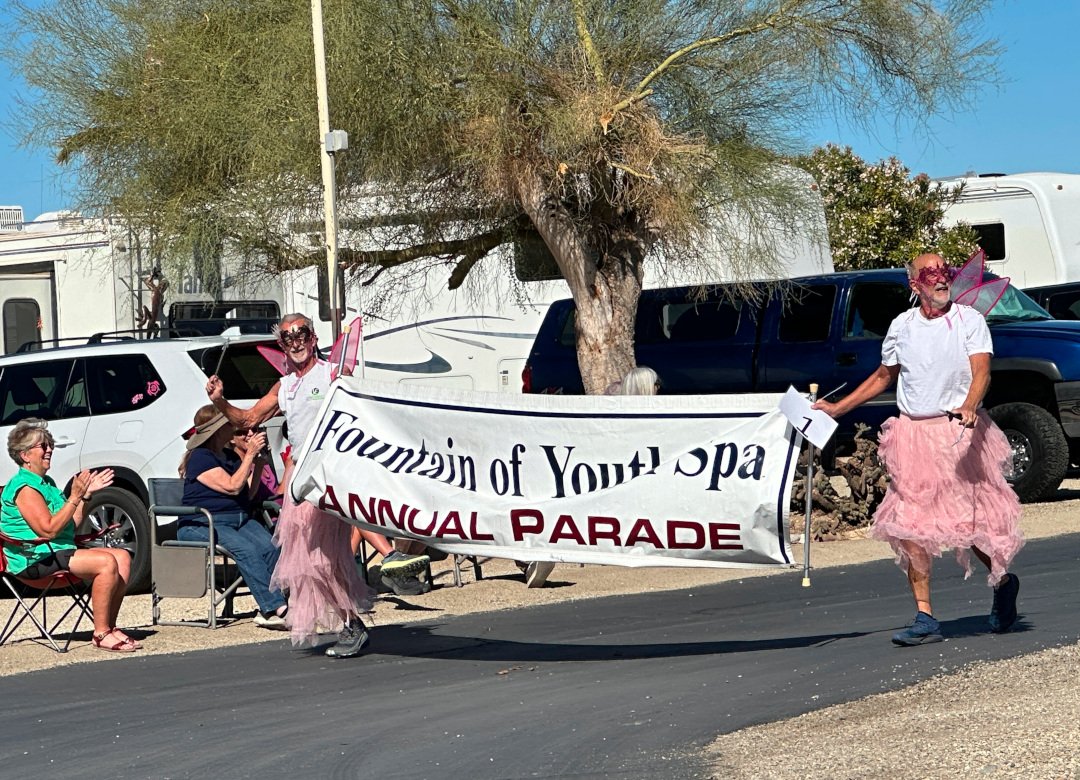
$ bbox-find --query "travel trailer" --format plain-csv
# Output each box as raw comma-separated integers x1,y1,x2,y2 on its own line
939,172,1080,288
0,209,283,354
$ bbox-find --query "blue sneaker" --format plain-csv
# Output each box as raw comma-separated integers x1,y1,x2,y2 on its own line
892,612,943,646
989,573,1020,633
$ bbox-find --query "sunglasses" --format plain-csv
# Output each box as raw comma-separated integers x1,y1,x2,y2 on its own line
913,265,957,286
279,325,314,346
26,442,55,453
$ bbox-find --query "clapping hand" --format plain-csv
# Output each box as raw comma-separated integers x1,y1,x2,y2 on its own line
85,468,115,498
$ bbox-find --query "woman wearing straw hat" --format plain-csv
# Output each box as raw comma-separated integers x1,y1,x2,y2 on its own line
179,405,287,630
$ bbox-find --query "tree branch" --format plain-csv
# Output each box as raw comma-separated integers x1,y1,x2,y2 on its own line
573,0,605,85
634,10,792,97
335,217,527,289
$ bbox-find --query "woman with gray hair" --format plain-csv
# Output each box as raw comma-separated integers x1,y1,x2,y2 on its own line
620,366,661,396
0,419,139,651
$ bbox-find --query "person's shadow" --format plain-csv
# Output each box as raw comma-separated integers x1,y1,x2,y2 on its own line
934,614,1031,640
298,624,872,663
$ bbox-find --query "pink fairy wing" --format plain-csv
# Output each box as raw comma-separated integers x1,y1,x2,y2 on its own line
949,248,986,301
256,345,289,376
955,277,1010,316
330,317,363,380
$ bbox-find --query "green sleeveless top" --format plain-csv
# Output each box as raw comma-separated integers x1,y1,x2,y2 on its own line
0,469,75,575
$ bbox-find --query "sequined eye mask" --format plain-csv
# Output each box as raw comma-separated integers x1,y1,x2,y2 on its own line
914,266,957,286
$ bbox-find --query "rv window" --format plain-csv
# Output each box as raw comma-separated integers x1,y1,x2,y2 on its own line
0,359,82,424
85,354,168,415
845,283,911,339
3,298,42,354
191,343,282,399
972,223,1006,261
514,231,563,282
777,285,836,343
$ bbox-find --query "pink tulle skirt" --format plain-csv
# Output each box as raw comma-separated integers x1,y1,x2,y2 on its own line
271,493,374,647
872,411,1023,586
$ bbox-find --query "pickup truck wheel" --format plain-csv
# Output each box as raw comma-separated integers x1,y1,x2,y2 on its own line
988,402,1068,503
79,487,151,593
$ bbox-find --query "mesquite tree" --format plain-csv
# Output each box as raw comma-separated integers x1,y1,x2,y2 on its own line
6,0,997,391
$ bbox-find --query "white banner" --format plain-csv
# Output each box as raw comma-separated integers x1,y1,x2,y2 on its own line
291,380,801,569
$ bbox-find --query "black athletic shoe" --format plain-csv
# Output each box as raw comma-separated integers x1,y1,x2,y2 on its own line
381,572,432,596
989,573,1020,633
325,620,370,658
892,611,943,646
380,550,430,579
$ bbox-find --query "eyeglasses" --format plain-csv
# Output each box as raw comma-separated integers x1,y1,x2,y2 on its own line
279,325,313,347
914,265,957,286
26,442,54,453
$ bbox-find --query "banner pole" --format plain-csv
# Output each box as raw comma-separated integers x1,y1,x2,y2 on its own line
802,382,818,587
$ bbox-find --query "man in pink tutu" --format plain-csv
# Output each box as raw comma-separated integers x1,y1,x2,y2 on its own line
205,313,430,657
814,253,1023,646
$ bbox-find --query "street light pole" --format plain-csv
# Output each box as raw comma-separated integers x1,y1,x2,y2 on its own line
310,0,342,342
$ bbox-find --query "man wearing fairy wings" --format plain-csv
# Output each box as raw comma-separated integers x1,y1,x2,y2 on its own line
205,313,430,658
813,252,1023,646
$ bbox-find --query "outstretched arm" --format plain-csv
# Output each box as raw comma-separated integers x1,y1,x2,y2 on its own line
812,363,899,419
206,375,282,429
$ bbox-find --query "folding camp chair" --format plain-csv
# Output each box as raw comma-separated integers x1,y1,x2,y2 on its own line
0,531,97,653
148,478,253,629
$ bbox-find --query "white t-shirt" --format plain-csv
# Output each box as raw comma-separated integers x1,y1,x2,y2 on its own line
881,303,993,418
277,360,333,450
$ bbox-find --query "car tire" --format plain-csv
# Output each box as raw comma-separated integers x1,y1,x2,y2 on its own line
988,402,1068,503
80,487,152,592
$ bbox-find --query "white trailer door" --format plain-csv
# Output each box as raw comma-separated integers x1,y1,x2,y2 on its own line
1,272,54,353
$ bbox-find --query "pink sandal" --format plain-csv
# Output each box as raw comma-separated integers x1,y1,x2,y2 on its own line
92,629,139,653
109,628,143,650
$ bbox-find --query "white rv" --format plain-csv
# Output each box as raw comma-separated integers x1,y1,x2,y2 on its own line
282,197,835,394
939,172,1080,288
0,209,284,353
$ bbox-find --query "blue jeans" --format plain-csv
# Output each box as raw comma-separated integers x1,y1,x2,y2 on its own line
177,511,285,614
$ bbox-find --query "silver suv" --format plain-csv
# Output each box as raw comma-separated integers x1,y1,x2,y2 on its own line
0,334,283,590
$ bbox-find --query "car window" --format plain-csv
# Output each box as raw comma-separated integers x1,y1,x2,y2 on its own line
1037,291,1080,320
659,299,744,343
845,282,913,339
85,354,168,415
778,285,836,343
191,343,282,399
0,359,81,424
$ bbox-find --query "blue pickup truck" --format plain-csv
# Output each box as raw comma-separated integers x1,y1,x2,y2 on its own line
523,269,1080,503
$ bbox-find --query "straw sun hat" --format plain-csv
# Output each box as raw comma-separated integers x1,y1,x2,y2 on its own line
182,412,231,450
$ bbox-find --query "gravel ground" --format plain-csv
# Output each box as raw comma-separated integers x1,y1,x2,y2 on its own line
4,481,1080,778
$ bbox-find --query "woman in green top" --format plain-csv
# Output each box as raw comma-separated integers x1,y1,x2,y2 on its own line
2,418,140,652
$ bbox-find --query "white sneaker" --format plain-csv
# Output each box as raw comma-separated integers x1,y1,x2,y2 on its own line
254,613,288,631
525,561,555,588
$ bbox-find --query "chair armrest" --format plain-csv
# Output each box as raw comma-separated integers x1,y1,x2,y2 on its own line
150,505,210,518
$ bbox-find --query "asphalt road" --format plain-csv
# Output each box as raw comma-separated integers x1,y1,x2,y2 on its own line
4,534,1080,780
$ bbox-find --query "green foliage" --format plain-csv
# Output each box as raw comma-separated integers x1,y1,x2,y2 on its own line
4,1,998,388
795,144,978,271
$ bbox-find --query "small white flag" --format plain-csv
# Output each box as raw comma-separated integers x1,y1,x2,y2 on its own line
779,385,838,449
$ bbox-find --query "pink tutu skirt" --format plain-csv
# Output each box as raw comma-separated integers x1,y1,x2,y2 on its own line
872,411,1023,586
271,493,374,647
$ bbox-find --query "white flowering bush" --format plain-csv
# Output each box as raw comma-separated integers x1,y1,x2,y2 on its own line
795,144,976,271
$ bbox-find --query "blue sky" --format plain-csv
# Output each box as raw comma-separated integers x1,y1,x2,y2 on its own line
1,0,1076,221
